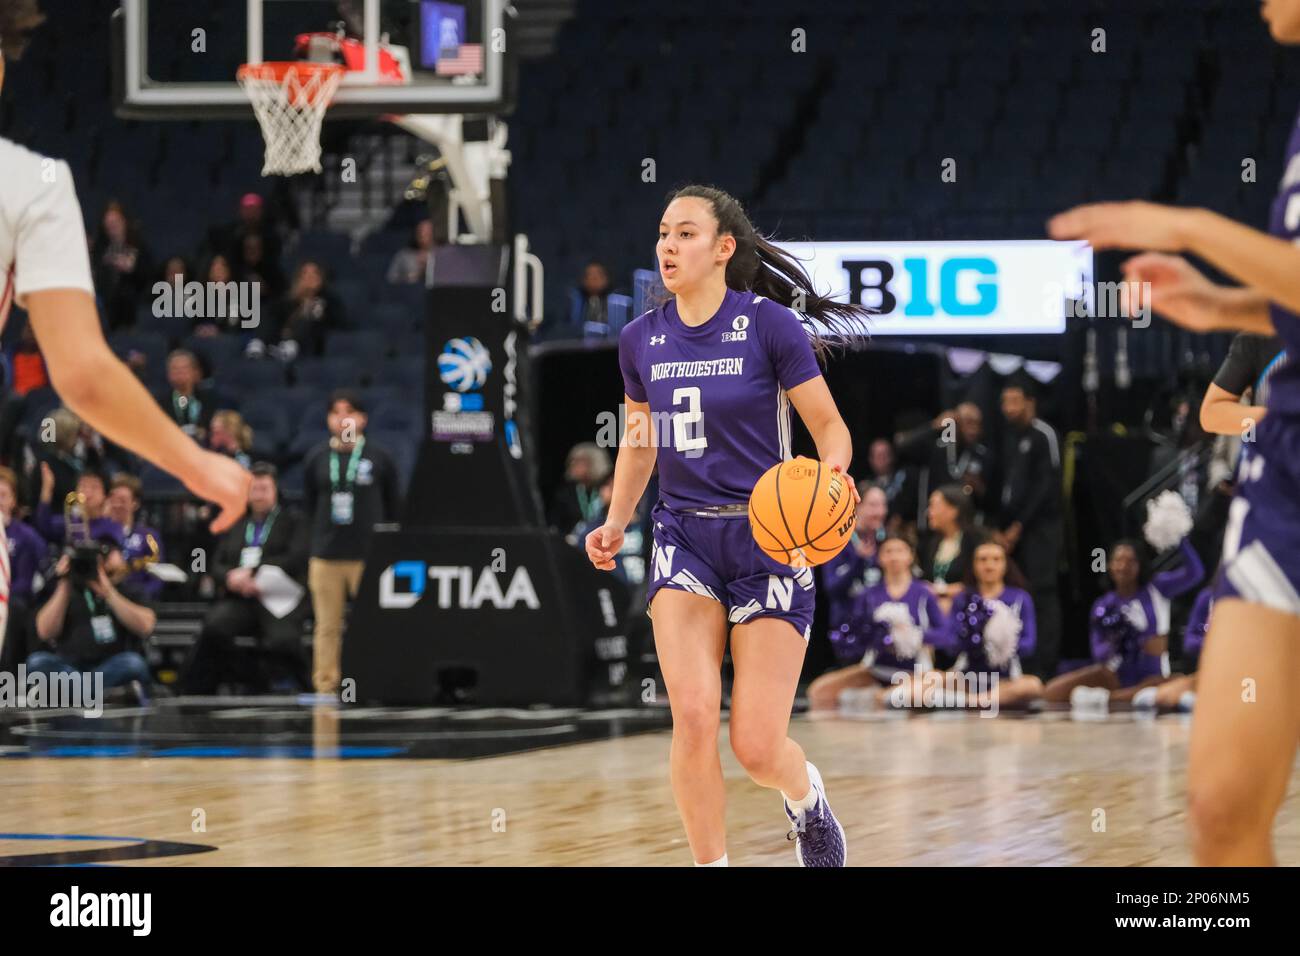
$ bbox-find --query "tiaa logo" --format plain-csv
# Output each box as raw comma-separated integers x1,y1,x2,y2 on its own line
438,337,492,392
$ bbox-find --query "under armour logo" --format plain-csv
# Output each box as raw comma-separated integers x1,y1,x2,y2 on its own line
650,335,666,345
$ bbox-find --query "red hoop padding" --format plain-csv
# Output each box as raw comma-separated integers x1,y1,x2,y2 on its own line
236,61,346,108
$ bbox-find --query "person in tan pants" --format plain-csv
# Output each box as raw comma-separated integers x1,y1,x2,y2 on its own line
302,389,402,697
308,557,364,694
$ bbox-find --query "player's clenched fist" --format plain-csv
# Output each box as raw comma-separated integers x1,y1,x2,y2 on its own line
585,524,624,571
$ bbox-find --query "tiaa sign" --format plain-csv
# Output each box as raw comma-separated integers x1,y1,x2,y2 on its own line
776,240,1093,335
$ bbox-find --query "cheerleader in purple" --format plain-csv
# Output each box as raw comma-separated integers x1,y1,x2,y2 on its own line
807,535,946,710
937,538,1044,709
1048,0,1300,864
1043,536,1204,705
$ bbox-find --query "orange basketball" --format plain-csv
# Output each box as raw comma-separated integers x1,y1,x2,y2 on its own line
748,456,856,567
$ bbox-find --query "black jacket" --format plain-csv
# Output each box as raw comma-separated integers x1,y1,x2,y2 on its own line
211,505,311,592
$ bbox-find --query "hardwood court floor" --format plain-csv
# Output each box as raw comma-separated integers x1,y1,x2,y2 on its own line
4,710,1299,865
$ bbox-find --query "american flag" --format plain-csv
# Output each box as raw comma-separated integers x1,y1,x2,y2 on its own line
435,43,484,77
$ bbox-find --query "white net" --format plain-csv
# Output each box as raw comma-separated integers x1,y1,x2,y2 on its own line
238,63,345,176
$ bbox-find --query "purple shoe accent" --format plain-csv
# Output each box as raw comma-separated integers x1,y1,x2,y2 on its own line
784,762,846,867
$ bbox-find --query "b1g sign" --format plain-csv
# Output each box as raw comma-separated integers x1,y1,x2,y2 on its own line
776,240,1094,335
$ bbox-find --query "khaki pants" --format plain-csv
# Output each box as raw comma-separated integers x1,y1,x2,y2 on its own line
309,558,365,695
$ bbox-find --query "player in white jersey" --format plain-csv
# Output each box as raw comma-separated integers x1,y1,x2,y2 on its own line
0,5,250,658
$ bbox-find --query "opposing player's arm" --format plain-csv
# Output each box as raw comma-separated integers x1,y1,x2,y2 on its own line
1200,382,1267,437
786,376,852,477
24,288,250,531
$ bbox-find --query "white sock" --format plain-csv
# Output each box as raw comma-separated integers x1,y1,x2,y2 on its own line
783,777,819,812
695,853,728,867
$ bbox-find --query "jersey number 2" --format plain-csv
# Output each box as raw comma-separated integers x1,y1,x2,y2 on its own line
672,386,708,453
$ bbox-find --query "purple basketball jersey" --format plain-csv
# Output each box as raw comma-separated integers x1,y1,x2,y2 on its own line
618,288,822,511
1211,103,1300,618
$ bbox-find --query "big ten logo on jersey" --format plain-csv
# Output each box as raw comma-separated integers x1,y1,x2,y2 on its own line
841,257,998,317
722,314,749,342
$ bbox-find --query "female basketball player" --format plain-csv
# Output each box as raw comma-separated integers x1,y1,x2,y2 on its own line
585,184,870,866
1042,536,1203,706
939,538,1044,710
0,5,250,658
807,535,946,711
1048,0,1300,866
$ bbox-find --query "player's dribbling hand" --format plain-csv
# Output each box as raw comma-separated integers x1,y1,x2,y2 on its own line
830,464,860,507
585,524,623,571
183,452,253,534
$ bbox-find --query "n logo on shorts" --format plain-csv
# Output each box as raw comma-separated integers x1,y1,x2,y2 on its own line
652,542,676,581
765,574,793,611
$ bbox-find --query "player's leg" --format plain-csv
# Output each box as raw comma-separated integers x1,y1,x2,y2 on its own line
1186,597,1300,865
806,662,880,710
730,612,846,866
649,587,728,865
728,616,811,793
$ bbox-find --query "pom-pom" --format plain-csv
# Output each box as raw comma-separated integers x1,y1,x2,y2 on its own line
1092,594,1143,664
982,599,1022,668
1143,490,1193,552
874,602,923,660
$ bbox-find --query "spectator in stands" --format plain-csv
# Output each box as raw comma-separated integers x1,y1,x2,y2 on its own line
895,402,992,524
1,465,48,634
192,255,237,337
32,408,86,506
154,349,216,441
819,480,888,661
207,410,254,470
866,437,908,526
28,530,156,705
91,200,152,331
548,442,611,532
386,219,435,284
208,192,283,272
264,260,345,360
570,260,614,329
304,390,403,697
181,462,310,694
995,377,1063,680
918,483,979,615
160,255,188,287
104,473,163,602
236,232,285,301
34,464,124,548
8,320,49,395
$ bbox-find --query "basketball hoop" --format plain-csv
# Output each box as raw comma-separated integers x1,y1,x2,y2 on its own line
237,62,345,176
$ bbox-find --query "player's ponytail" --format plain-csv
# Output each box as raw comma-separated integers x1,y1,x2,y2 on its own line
666,184,871,362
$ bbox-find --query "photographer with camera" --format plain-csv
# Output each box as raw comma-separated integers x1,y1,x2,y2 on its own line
25,531,156,705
